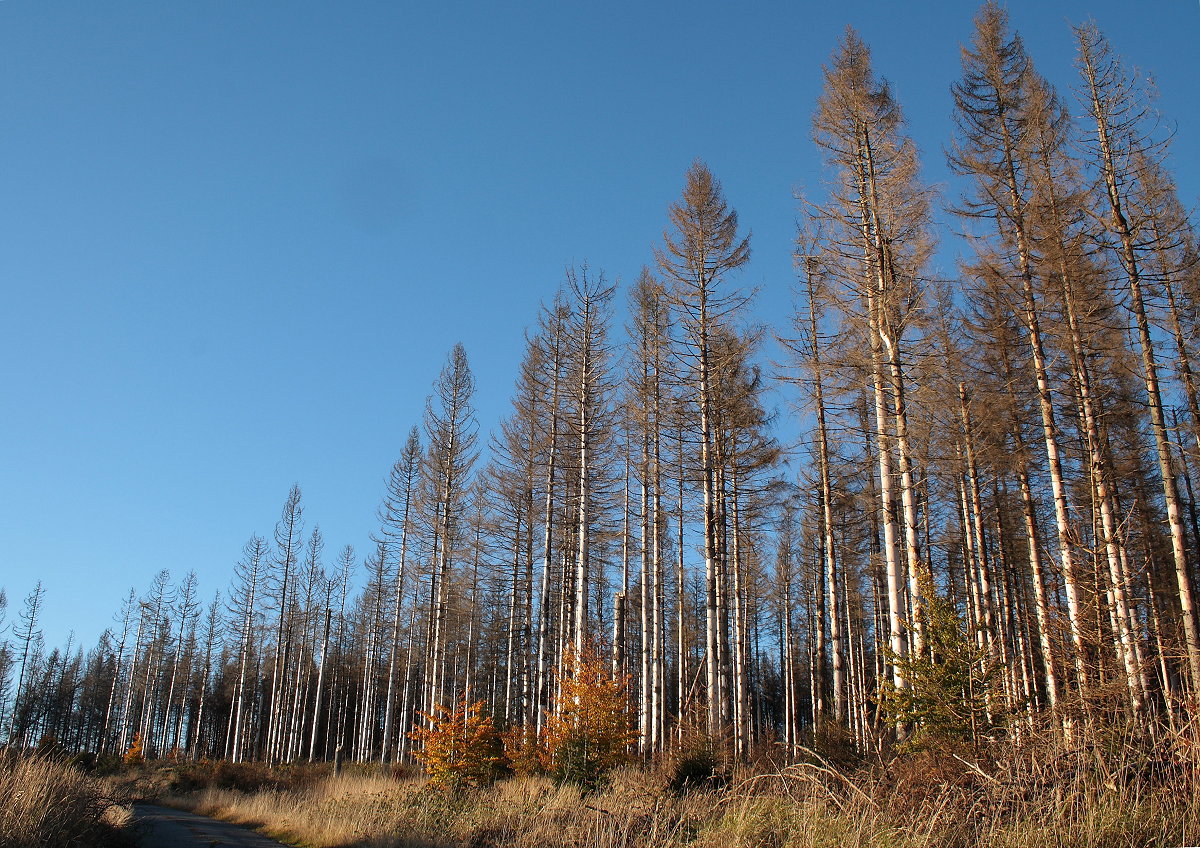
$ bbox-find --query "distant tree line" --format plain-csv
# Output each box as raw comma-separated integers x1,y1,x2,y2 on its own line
3,6,1198,761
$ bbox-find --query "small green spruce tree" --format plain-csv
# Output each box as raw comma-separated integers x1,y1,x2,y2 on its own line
880,578,1001,750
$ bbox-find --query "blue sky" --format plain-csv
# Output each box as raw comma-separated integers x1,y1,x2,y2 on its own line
1,1,1196,652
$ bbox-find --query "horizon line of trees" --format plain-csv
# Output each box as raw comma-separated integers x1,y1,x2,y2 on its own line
3,5,1199,763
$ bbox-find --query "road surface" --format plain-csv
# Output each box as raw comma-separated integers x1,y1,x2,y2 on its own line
132,803,296,848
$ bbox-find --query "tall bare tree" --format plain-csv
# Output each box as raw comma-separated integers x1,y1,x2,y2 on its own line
1075,21,1200,693
812,28,934,702
656,160,751,738
379,427,421,762
229,535,268,762
423,344,479,713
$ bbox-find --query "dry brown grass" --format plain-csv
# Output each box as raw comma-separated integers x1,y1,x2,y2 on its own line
155,718,1200,848
170,773,410,847
0,753,132,848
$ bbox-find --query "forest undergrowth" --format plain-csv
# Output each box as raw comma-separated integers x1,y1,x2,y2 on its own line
134,717,1200,848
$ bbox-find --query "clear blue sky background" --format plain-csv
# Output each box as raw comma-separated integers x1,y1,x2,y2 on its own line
1,1,1196,652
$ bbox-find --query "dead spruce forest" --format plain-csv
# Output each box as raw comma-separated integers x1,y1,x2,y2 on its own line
4,9,1200,771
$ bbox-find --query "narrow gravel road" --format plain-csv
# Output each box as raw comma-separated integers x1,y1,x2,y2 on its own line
132,803,296,848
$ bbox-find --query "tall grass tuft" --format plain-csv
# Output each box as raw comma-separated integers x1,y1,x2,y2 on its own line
0,753,130,848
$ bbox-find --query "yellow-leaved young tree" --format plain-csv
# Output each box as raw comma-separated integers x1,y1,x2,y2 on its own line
123,732,144,765
410,699,506,790
545,646,637,788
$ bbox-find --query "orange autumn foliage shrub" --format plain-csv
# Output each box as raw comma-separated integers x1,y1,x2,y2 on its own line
410,698,507,789
123,733,144,766
502,724,547,777
544,646,637,788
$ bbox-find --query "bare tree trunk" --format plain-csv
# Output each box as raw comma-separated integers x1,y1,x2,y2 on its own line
639,431,652,745
778,521,796,755
676,423,689,740
102,591,135,754
959,389,996,662
504,529,522,721
801,265,846,724
1076,25,1200,691
464,518,483,702
574,369,591,658
308,596,332,761
398,610,417,762
651,418,665,750
728,468,750,756
534,313,564,737
380,445,416,762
